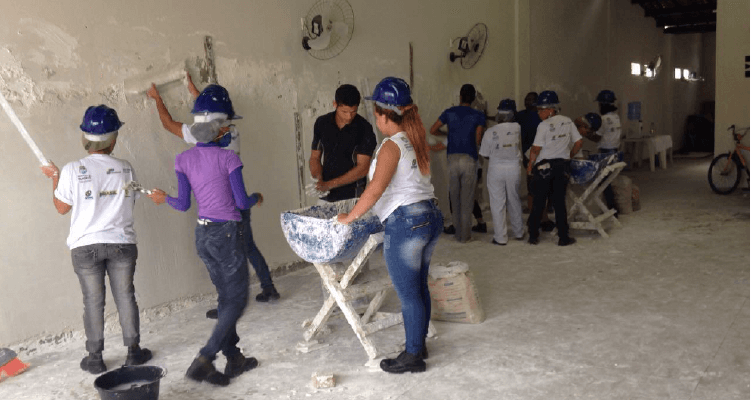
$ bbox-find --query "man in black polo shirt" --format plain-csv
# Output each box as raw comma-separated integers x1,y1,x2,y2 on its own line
309,84,377,204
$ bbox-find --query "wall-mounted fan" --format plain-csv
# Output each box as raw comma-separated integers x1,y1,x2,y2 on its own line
449,23,488,69
301,0,355,60
646,55,662,78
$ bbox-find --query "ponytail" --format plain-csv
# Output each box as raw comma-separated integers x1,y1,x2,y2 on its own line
374,104,431,175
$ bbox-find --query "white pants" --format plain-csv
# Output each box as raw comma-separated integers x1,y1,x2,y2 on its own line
487,162,524,243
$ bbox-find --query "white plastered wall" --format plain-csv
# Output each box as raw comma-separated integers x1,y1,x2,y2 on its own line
714,0,750,154
528,0,713,154
0,0,524,344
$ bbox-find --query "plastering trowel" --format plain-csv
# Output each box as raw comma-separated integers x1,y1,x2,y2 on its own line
123,60,188,103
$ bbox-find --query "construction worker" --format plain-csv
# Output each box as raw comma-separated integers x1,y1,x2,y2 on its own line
338,77,441,374
40,105,152,374
526,91,583,246
147,113,259,386
429,84,486,242
595,90,622,215
148,75,280,313
480,99,525,245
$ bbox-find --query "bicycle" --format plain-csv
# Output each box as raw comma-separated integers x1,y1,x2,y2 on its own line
707,125,750,194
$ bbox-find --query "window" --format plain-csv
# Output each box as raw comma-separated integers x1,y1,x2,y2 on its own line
631,63,642,76
675,68,682,79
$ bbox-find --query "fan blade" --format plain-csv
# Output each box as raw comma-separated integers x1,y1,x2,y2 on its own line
332,22,348,38
307,30,332,50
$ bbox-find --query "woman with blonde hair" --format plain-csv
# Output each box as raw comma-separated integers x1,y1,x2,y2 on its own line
338,77,442,373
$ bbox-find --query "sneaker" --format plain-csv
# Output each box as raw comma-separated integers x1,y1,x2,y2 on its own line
471,223,487,233
443,225,456,234
491,239,506,246
528,236,539,245
256,286,280,303
124,345,153,366
380,351,426,374
224,353,258,378
540,221,556,232
186,356,230,386
206,308,218,319
558,237,577,246
80,352,106,374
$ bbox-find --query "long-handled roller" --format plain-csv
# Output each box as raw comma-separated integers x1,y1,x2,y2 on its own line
0,90,49,166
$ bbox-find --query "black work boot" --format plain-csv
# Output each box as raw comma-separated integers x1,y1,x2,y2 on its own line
206,308,218,319
80,352,107,374
186,356,230,386
255,286,280,302
471,223,487,233
540,220,556,232
224,353,259,378
124,345,153,366
380,351,426,374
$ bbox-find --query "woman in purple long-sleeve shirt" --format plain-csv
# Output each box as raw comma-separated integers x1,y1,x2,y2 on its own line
148,120,260,386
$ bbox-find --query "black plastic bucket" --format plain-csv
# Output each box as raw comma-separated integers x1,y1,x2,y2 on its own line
93,365,167,400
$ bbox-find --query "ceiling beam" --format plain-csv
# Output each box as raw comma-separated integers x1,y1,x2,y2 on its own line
663,23,716,34
646,3,716,18
656,13,717,28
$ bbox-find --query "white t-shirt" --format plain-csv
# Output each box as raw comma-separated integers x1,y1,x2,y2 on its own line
54,154,139,249
369,132,435,222
533,115,583,162
597,112,621,150
479,122,521,166
182,123,241,155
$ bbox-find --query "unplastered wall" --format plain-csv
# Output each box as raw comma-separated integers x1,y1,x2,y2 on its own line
0,0,520,344
715,0,750,154
529,0,708,154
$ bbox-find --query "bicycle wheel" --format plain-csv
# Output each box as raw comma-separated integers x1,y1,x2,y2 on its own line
708,153,741,194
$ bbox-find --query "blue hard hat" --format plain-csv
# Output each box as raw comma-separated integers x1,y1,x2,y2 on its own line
497,98,517,112
80,105,123,134
191,84,242,120
535,91,559,108
364,77,412,115
584,112,602,131
595,90,616,104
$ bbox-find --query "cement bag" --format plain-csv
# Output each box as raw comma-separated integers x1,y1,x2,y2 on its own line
631,184,641,211
428,261,485,324
611,175,633,214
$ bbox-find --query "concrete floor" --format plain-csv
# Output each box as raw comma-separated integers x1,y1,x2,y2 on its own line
2,157,749,400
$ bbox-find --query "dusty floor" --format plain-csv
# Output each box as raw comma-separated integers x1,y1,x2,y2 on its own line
2,157,749,400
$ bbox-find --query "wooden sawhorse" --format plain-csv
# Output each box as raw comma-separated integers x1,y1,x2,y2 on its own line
303,232,417,360
567,161,627,238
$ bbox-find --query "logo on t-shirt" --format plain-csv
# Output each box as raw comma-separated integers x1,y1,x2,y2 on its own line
411,159,418,169
84,190,93,200
549,123,555,132
99,190,117,197
79,166,87,174
106,168,120,175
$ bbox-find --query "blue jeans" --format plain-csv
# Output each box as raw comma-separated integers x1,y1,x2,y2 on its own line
195,221,249,359
240,209,273,289
383,199,443,355
448,154,478,242
71,243,140,354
